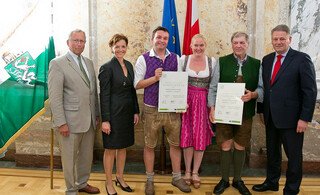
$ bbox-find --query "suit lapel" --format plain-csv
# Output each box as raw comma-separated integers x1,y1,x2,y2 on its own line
113,57,131,78
125,60,134,79
265,53,275,84
66,54,90,88
272,48,295,85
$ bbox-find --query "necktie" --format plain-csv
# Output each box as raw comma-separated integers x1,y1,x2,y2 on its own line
77,56,90,85
270,55,283,85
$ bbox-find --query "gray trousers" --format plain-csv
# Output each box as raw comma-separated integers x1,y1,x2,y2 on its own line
56,124,95,195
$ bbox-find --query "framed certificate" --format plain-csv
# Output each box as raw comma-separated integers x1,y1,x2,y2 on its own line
158,71,188,112
214,83,245,125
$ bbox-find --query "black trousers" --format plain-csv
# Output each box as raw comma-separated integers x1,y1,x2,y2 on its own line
265,114,304,195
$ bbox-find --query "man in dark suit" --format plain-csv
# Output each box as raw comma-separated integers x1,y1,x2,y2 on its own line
252,24,317,195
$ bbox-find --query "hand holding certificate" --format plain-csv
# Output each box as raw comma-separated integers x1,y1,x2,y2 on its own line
214,83,245,125
158,71,188,112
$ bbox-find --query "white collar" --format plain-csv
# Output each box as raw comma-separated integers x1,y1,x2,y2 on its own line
149,48,171,58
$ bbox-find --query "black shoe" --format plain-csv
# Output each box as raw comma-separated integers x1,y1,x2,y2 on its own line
105,186,117,195
252,181,279,192
232,180,252,195
213,179,230,194
115,177,133,192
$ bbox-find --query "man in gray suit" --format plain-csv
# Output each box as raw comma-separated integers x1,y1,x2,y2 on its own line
48,29,100,195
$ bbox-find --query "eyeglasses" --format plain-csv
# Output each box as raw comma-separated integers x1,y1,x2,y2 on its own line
71,39,86,44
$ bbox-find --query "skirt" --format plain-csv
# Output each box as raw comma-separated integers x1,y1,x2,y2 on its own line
180,85,213,150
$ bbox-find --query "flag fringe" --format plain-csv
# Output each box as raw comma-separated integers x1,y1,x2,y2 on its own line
0,100,49,154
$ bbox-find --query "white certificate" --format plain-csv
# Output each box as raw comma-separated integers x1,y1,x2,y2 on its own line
158,71,188,112
214,83,245,125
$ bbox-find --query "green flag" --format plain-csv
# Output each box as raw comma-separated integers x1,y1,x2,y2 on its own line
0,36,55,154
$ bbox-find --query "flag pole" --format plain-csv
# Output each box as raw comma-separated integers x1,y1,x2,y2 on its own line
50,127,54,189
50,0,54,189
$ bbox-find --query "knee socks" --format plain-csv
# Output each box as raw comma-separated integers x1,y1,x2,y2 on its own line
233,149,245,182
220,150,232,182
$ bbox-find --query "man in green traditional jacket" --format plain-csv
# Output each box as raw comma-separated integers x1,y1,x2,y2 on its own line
208,32,262,195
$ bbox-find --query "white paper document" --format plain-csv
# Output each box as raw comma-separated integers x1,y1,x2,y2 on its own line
158,71,188,112
214,83,245,125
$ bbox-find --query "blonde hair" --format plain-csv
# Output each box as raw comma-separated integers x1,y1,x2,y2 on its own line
190,34,207,46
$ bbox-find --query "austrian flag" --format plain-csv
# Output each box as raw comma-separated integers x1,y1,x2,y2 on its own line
183,0,200,55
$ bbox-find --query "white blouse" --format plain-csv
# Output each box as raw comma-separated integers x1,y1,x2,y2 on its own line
179,55,216,78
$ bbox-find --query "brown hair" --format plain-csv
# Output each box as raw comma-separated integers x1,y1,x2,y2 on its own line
108,34,128,47
151,26,169,40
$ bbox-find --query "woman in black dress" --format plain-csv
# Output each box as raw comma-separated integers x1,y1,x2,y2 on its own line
99,34,139,195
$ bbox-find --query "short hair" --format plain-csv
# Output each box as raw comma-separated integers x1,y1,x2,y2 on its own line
68,29,86,41
271,24,291,35
231,31,249,42
108,34,128,47
190,34,207,46
151,26,169,40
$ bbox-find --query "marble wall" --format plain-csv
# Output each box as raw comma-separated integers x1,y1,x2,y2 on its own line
291,0,320,98
96,0,250,66
1,0,320,167
290,0,320,161
250,0,320,163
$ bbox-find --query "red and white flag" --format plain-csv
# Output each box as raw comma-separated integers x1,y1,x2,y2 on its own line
183,0,200,55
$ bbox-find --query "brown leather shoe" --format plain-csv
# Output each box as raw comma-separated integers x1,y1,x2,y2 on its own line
145,181,155,195
171,178,191,193
79,184,100,194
